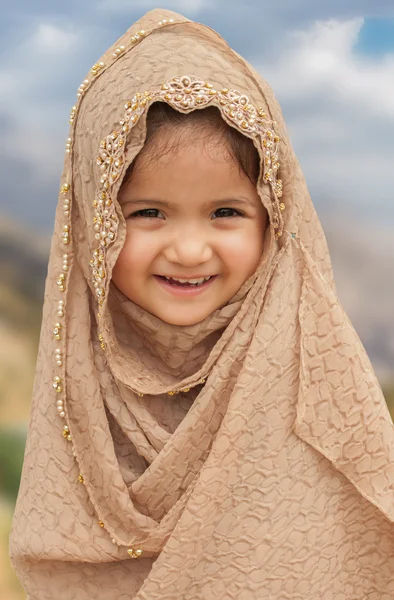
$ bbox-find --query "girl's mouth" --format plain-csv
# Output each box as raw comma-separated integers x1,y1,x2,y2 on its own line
154,275,218,296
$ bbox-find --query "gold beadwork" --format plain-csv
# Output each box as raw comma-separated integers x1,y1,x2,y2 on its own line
53,322,62,340
57,273,67,291
78,474,84,484
279,203,285,211
77,79,89,98
181,387,190,393
62,425,72,442
112,45,125,57
69,106,77,125
91,62,105,76
98,334,106,350
127,548,143,559
62,224,71,244
61,183,70,194
53,376,63,393
98,520,105,528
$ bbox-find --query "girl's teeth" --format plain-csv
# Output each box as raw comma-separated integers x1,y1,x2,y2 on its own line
164,276,212,286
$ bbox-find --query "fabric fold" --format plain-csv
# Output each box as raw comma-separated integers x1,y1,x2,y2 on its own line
294,242,394,523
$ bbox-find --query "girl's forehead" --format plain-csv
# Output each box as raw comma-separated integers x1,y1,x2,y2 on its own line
119,139,257,200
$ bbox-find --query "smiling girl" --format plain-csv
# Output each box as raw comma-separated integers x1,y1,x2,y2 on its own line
10,8,394,600
113,103,267,326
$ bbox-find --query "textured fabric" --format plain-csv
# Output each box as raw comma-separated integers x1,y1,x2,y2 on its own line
9,8,394,599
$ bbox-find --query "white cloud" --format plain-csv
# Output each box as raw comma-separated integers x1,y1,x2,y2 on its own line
31,24,79,53
251,17,394,218
1,12,394,223
258,17,394,119
0,21,88,179
98,0,210,15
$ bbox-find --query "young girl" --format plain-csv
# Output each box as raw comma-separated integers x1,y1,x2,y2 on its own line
10,8,394,599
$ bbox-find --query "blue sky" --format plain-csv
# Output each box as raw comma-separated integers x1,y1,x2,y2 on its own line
356,17,394,55
1,0,394,232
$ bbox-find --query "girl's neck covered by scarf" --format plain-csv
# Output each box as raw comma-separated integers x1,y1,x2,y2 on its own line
10,8,394,599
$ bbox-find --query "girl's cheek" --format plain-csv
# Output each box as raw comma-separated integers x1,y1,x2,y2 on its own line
219,230,262,255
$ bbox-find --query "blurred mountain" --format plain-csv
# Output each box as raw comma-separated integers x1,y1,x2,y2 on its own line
0,215,49,320
0,215,49,424
322,214,394,385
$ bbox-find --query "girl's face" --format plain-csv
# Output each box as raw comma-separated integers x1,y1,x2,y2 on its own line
112,129,268,326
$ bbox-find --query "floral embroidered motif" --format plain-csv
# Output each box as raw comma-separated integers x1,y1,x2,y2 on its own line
91,75,285,316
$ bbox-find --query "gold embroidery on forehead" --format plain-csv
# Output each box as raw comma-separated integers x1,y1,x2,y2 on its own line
90,75,285,318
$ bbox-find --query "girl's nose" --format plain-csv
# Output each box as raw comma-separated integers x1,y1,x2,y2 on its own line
163,228,213,266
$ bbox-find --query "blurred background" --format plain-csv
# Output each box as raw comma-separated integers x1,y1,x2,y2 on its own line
1,1,394,597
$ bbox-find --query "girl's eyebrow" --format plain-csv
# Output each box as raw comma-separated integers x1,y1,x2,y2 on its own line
121,197,257,209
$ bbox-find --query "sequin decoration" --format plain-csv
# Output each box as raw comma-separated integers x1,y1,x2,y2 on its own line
91,75,284,317
127,547,143,559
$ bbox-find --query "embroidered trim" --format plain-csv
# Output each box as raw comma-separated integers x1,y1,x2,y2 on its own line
91,75,284,319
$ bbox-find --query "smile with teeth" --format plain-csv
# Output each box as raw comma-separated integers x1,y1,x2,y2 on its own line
158,275,214,286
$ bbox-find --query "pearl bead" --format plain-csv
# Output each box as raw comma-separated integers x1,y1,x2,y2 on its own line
59,411,65,418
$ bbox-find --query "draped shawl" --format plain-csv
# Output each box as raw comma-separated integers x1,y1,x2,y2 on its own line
10,8,394,599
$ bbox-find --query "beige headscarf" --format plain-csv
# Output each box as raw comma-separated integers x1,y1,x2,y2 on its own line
10,8,394,599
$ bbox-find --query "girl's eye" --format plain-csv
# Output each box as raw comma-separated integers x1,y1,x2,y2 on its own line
128,209,164,219
127,207,244,219
212,208,244,219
